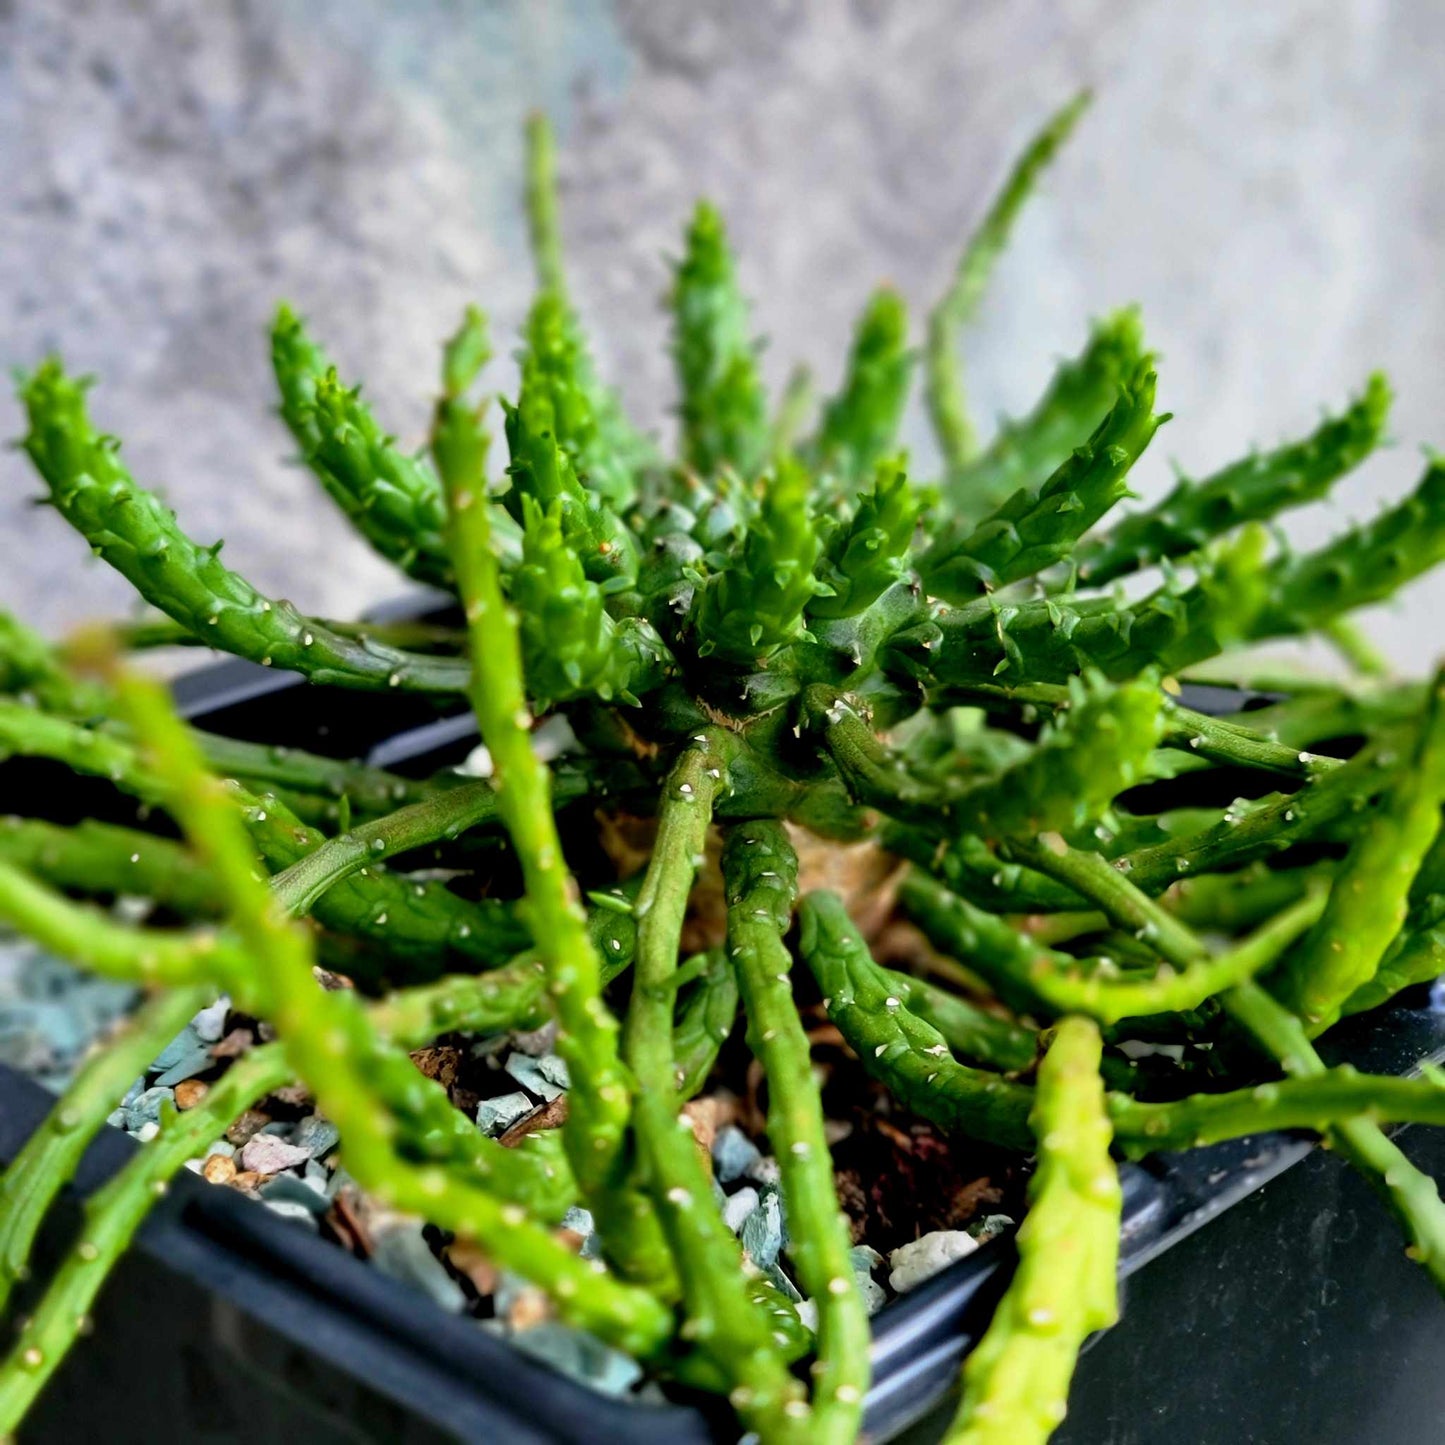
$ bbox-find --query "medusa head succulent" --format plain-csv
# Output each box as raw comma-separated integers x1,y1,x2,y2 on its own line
4,96,1445,1445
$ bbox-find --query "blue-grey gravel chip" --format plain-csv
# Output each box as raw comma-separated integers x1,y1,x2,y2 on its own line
371,1222,468,1315
477,1091,535,1135
501,1323,642,1398
504,1053,567,1102
740,1187,783,1270
123,1085,175,1132
712,1124,762,1184
292,1113,341,1157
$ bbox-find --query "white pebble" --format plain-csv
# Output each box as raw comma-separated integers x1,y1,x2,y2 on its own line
887,1230,979,1294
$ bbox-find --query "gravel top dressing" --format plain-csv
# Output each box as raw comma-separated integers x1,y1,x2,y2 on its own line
0,933,1017,1404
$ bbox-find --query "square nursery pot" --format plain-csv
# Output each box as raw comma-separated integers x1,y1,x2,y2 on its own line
4,617,1445,1444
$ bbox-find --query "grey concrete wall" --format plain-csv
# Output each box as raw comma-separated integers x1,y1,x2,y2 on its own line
3,0,1443,668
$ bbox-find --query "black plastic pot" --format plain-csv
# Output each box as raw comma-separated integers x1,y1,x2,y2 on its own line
3,647,1445,1443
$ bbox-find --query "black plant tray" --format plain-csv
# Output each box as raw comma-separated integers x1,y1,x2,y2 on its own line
4,640,1445,1443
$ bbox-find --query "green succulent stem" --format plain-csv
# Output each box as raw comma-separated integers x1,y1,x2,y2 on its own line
0,610,109,716
1015,836,1445,1297
813,673,1162,843
93,611,467,656
809,460,920,622
0,983,212,1317
1269,670,1445,1033
436,368,637,1235
625,740,728,1090
927,90,1091,475
945,309,1145,519
273,295,517,579
0,817,220,918
724,826,871,1443
2,612,478,817
812,288,913,484
1321,616,1391,678
1068,740,1382,899
623,745,808,1435
1256,460,1445,638
0,701,526,972
1076,372,1392,586
805,882,1445,1153
525,112,567,294
616,738,725,1295
920,361,1164,602
912,470,1445,688
697,457,825,662
0,861,223,988
908,859,1328,1028
946,1016,1120,1445
877,964,1038,1072
1227,982,1445,1291
920,675,1341,781
798,892,1036,1150
1109,1062,1445,1158
20,364,469,693
266,778,502,914
186,727,476,819
671,202,770,480
0,933,645,1435
674,949,742,1097
1340,893,1445,1018
119,662,671,1347
0,1043,290,1434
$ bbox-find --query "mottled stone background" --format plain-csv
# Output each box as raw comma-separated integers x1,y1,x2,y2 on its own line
3,0,1443,666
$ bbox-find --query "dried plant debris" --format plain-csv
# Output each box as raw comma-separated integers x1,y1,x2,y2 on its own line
3,95,1445,1445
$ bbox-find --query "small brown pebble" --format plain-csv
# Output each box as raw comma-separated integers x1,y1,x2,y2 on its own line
448,1240,499,1295
327,1185,375,1258
681,1097,728,1165
507,1285,552,1332
268,1083,311,1109
174,1079,209,1110
229,1170,265,1193
225,1108,272,1146
210,1027,254,1060
241,1134,312,1175
200,1153,236,1185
